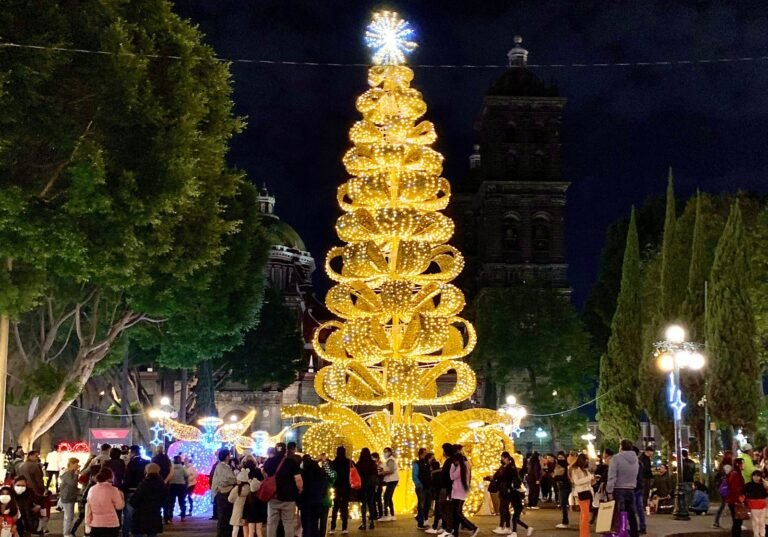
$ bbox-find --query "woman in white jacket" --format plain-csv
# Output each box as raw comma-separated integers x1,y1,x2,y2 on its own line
229,469,261,537
568,454,594,537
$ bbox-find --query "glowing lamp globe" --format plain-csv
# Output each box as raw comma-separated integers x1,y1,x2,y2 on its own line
665,324,686,344
505,395,517,406
160,396,171,406
675,350,692,369
656,352,674,372
689,352,706,371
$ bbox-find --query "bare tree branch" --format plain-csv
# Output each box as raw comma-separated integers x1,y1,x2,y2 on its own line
38,120,93,200
89,290,101,346
12,322,29,365
40,307,77,358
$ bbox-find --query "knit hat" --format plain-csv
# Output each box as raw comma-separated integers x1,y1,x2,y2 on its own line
236,469,250,483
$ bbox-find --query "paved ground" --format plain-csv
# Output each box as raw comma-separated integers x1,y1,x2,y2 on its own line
44,503,749,537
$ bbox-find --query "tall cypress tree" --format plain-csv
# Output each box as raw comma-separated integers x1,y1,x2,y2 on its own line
638,172,680,443
707,201,760,430
597,208,642,441
680,193,709,443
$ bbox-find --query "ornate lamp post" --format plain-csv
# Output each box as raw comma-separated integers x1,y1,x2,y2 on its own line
499,394,527,439
654,324,705,521
148,396,176,449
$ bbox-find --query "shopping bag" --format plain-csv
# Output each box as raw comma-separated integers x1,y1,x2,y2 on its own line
734,503,751,520
595,500,616,533
615,512,630,537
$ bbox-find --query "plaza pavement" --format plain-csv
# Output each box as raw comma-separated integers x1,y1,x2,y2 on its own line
44,501,752,537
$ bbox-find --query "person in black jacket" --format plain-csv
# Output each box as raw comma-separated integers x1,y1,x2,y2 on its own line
130,463,166,537
427,457,442,534
299,456,329,537
329,447,351,534
123,446,149,537
356,448,378,531
639,448,653,508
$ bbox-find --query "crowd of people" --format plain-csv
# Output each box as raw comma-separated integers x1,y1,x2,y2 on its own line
210,441,480,537
6,438,768,537
2,444,199,537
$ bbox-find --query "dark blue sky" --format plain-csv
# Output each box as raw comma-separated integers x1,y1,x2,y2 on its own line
175,0,768,306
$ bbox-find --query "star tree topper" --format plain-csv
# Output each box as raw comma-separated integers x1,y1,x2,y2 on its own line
365,11,417,65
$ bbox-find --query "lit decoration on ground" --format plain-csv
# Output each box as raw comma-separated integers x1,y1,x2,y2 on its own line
282,12,512,516
364,11,417,66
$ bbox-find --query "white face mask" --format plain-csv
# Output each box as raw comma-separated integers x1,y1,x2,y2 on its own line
384,452,391,459
0,495,10,504
13,486,25,495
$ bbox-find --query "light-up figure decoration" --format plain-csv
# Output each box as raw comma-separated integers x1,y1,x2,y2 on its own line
149,411,261,516
281,11,512,515
364,11,417,66
654,323,705,521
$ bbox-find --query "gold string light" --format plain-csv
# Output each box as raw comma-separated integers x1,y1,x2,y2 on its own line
283,11,513,515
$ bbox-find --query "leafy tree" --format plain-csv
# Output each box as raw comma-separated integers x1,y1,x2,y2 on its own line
472,284,595,446
215,286,305,390
706,201,761,431
0,0,267,448
751,208,768,366
597,208,642,441
638,174,683,444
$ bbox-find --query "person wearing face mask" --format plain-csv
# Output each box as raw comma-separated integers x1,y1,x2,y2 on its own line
12,478,39,537
380,448,399,522
59,458,81,537
552,452,570,529
17,452,47,535
0,486,19,537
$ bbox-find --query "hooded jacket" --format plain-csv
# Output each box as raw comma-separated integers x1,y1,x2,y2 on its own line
607,449,639,493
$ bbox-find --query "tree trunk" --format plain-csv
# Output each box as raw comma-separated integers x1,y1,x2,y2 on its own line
120,350,130,426
179,369,188,423
17,352,100,450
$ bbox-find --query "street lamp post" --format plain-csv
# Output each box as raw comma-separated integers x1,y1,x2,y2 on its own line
499,394,527,439
654,324,705,521
535,427,548,448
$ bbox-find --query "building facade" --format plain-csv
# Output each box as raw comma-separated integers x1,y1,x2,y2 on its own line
453,37,570,296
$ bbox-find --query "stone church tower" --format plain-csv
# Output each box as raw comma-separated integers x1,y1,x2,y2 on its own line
453,37,570,296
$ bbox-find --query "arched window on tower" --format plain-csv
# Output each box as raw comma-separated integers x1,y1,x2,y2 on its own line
505,123,517,143
532,212,551,260
502,212,521,259
506,150,517,170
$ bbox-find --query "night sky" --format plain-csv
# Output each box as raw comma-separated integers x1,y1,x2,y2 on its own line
174,1,768,307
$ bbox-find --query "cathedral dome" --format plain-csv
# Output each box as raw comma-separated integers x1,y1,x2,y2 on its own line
262,217,307,251
488,36,558,97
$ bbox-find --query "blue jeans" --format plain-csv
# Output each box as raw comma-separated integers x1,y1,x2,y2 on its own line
634,490,646,531
614,489,639,537
122,496,133,537
415,487,432,527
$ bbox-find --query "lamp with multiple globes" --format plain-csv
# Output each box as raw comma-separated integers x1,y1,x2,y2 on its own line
653,324,705,521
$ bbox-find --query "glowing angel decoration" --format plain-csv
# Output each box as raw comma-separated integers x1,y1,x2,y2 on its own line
283,12,515,515
364,11,417,65
160,411,258,450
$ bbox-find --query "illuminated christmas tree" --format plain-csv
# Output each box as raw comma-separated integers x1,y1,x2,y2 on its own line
284,11,514,514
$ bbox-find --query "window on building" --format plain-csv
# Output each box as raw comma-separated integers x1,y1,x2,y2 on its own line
505,123,517,143
502,213,521,254
532,213,551,256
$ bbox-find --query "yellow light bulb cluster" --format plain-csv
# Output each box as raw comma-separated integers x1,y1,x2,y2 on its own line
283,36,511,516
311,63,477,409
